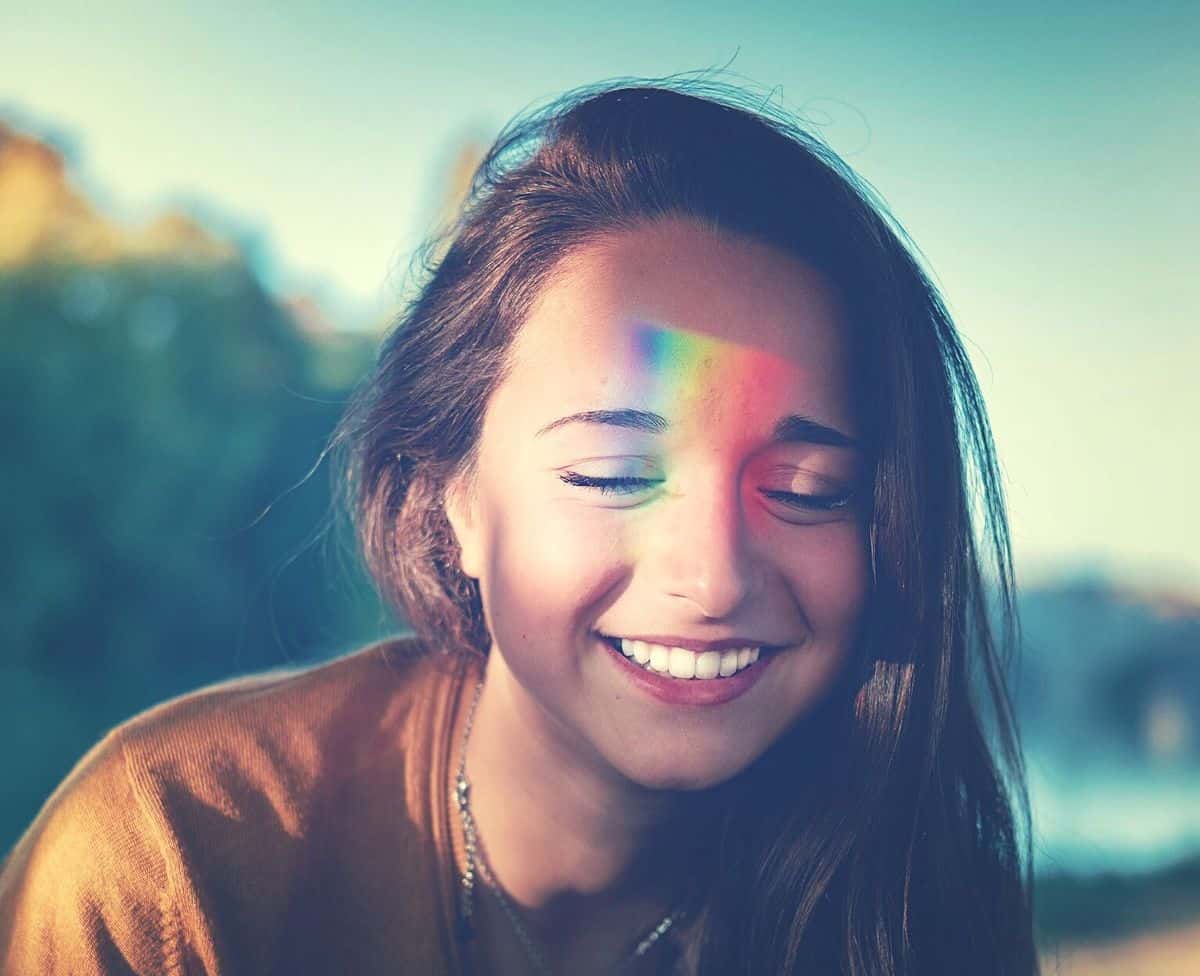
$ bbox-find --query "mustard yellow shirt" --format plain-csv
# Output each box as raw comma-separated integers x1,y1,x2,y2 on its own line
0,638,480,975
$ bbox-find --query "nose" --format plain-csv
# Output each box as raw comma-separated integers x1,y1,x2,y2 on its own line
647,470,764,620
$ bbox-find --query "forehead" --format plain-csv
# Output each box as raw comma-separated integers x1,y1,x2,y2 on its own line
500,219,853,439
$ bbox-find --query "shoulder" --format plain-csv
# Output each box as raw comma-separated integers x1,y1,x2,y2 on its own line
116,635,453,804
0,716,170,973
0,636,466,974
114,636,465,851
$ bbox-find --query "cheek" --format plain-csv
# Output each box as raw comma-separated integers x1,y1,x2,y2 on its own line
765,521,869,726
782,521,869,641
477,489,628,648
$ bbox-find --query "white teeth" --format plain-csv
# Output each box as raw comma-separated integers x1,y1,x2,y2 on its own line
614,638,763,680
668,647,696,679
695,651,721,679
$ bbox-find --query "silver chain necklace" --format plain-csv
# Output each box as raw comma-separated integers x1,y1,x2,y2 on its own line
453,677,682,975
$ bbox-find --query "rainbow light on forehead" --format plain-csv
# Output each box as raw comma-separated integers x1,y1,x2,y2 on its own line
615,321,728,522
615,319,794,533
630,319,727,409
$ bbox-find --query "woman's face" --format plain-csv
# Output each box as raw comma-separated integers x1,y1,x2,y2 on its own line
445,217,868,791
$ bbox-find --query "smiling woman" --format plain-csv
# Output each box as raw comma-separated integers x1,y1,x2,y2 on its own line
442,224,869,796
0,79,1037,975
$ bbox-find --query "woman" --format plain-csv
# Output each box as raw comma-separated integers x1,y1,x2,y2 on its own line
0,80,1037,974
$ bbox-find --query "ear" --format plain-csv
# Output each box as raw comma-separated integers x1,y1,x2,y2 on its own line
443,471,484,581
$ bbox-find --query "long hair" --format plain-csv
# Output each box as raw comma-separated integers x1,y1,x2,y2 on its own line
333,77,1037,975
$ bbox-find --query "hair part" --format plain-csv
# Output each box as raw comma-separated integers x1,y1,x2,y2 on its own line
333,75,1037,975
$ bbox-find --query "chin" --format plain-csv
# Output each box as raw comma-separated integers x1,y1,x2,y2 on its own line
613,748,763,793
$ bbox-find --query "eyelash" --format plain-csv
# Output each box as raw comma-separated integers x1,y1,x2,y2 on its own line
557,473,855,513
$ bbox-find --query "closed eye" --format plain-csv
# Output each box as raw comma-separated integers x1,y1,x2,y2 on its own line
558,473,855,513
558,472,658,496
759,488,854,512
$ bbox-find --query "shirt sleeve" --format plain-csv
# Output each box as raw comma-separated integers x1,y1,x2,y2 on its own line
0,727,183,975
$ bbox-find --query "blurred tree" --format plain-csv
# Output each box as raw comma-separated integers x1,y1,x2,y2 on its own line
0,258,388,852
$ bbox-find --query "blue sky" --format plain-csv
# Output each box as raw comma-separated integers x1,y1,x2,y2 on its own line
5,1,1198,585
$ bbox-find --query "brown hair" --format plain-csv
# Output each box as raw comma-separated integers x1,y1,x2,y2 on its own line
334,78,1037,974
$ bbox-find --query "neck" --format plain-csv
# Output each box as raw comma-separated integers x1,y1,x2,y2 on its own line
457,651,703,929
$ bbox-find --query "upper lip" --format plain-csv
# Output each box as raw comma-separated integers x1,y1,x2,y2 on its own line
599,633,778,653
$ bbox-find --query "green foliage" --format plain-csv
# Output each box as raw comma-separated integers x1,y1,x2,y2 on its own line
0,260,389,853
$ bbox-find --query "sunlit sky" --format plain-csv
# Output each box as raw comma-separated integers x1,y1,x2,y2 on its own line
6,1,1198,586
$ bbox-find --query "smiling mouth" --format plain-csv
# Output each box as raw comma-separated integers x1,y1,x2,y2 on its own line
597,635,764,680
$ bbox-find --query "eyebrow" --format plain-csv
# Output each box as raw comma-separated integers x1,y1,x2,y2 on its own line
536,408,858,448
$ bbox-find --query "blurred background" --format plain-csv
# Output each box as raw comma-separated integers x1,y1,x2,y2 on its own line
3,2,1197,972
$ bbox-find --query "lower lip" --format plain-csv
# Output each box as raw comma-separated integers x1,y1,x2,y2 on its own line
598,635,777,707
